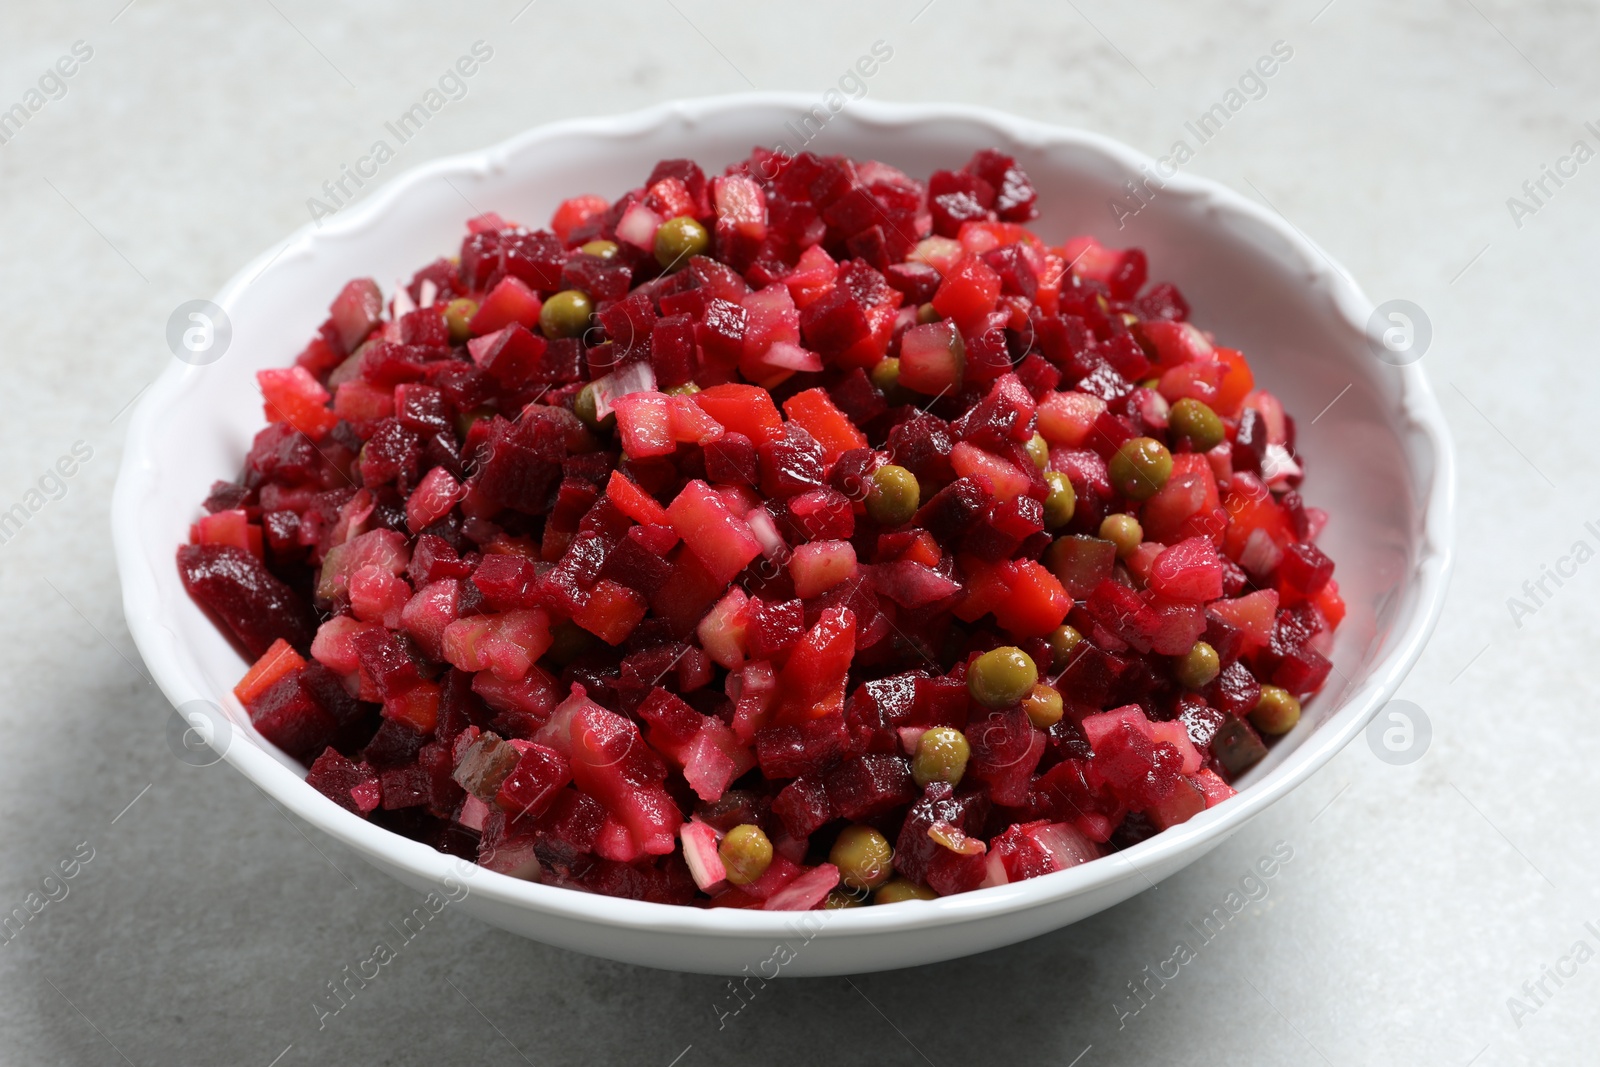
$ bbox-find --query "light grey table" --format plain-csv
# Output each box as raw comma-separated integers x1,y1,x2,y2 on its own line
1,2,1590,1063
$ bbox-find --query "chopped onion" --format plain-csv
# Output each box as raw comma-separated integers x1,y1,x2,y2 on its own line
390,283,416,319
1028,822,1098,871
590,361,657,420
744,507,789,561
760,341,823,373
1239,527,1283,577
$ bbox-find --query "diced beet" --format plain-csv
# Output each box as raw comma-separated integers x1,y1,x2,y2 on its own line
306,747,381,817
649,313,697,389
885,261,940,305
965,149,1038,221
1175,698,1229,752
743,598,802,661
928,170,992,238
598,291,657,361
786,487,855,543
600,526,675,597
1272,645,1332,695
913,477,992,542
825,754,915,821
704,432,759,488
952,373,1037,450
1082,709,1183,810
1207,660,1263,717
361,717,430,771
885,413,955,487
757,422,826,499
459,230,503,289
470,554,542,611
826,368,888,428
244,422,320,488
471,411,567,515
894,782,989,887
772,776,835,839
495,743,571,818
755,716,848,779
1280,541,1335,597
1134,281,1189,322
177,543,315,657
248,670,336,760
965,705,1045,806
1085,579,1161,654
469,324,548,389
981,244,1038,300
499,229,567,290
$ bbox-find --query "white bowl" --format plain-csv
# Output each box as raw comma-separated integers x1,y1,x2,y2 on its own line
113,94,1454,976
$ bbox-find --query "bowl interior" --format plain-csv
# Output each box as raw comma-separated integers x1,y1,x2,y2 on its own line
116,96,1449,973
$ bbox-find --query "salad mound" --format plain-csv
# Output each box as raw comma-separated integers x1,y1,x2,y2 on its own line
180,147,1342,910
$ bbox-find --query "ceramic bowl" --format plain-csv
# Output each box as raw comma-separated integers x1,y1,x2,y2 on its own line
113,94,1454,975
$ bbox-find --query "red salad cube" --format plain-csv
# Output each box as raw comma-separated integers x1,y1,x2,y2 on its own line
667,479,762,585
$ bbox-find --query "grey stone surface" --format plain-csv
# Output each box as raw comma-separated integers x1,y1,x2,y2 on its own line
0,1,1592,1063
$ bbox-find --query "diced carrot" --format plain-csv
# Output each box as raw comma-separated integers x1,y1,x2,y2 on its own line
383,681,440,734
782,388,867,463
692,383,784,444
572,580,648,645
234,638,306,706
606,469,671,527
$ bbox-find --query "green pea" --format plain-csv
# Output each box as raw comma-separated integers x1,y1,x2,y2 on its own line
1026,432,1050,470
1099,513,1143,558
915,302,942,325
1169,398,1226,452
911,727,971,788
1250,686,1301,736
444,298,478,345
654,216,710,270
829,826,895,891
1043,471,1076,529
573,381,614,431
664,381,701,396
540,289,593,339
866,464,920,526
719,824,774,886
1022,683,1064,729
1047,624,1084,670
967,646,1038,709
870,357,901,394
1176,641,1221,689
1108,436,1174,501
875,878,938,904
579,239,620,260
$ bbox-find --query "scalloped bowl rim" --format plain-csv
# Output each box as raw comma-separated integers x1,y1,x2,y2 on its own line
113,93,1454,954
